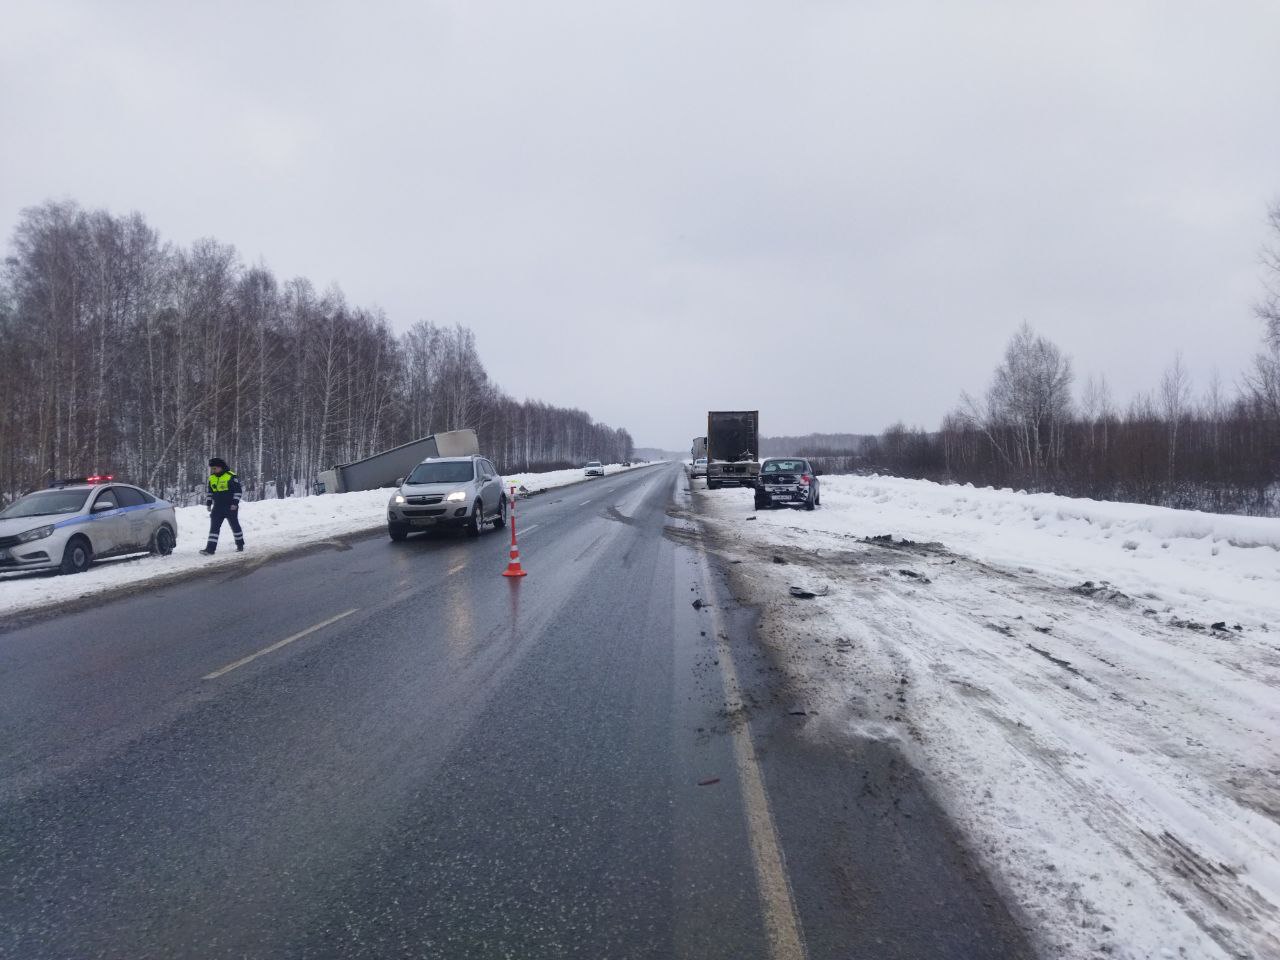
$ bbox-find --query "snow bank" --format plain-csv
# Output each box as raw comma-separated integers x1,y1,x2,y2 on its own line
765,474,1280,627
697,476,1280,960
0,462,657,618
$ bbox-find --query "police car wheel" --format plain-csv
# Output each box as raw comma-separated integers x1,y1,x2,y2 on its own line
151,525,175,556
59,536,93,575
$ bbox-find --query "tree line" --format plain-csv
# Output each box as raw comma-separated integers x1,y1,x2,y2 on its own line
0,200,633,505
799,203,1280,515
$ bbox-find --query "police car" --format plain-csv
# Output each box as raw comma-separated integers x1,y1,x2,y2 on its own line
0,476,178,575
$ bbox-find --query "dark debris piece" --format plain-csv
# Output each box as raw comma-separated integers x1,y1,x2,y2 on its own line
789,585,828,599
1027,643,1084,677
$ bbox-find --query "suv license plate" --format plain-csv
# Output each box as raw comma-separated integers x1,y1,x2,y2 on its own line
410,518,436,527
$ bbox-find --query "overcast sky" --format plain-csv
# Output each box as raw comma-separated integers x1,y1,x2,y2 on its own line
3,2,1278,450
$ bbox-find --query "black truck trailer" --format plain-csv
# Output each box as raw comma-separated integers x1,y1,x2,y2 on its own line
705,411,760,489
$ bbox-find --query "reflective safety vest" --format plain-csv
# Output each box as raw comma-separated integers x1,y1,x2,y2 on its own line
209,471,236,493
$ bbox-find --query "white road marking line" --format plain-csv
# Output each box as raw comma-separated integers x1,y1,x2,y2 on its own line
447,562,466,575
202,608,359,680
695,549,807,960
516,524,540,537
580,499,593,504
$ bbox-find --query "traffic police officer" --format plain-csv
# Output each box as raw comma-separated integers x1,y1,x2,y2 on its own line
200,457,245,555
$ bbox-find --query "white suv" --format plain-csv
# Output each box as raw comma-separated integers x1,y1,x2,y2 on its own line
387,456,507,541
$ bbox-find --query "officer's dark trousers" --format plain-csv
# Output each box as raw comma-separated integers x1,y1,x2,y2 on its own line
206,504,244,553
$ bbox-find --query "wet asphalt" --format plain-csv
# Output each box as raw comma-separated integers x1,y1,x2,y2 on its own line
0,464,1035,960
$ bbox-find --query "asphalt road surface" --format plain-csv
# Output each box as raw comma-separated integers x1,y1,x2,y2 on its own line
0,463,1034,960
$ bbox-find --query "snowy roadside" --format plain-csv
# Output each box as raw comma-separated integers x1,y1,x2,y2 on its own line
695,475,1280,960
0,461,661,619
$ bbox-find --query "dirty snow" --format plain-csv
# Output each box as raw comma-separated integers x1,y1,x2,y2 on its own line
0,462,657,619
696,474,1280,960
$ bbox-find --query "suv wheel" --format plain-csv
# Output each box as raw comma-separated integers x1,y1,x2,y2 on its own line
467,500,483,537
388,523,409,542
493,497,508,530
60,536,93,574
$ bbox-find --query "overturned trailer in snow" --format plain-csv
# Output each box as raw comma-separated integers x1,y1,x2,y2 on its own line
315,429,479,494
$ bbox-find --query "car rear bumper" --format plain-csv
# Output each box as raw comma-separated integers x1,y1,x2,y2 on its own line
759,484,810,502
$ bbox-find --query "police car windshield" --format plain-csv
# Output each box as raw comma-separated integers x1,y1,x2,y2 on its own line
407,461,474,484
0,489,91,519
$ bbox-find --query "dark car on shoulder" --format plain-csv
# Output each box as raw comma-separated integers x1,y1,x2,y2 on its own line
754,458,820,511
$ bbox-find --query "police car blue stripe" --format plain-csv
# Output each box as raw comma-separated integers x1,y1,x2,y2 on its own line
51,503,154,530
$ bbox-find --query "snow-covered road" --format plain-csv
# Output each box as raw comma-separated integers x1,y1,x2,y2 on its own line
696,475,1280,960
0,462,659,619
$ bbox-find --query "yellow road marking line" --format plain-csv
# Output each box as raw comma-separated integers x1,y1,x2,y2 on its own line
696,549,807,960
202,609,359,680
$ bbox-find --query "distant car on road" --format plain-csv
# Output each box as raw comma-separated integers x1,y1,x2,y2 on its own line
754,458,820,511
689,458,707,479
584,461,605,477
0,477,177,575
387,456,507,541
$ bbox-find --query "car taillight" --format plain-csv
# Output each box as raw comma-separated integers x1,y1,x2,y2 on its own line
800,474,811,484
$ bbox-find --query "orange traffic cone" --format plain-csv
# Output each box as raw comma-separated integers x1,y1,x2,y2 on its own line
503,485,527,578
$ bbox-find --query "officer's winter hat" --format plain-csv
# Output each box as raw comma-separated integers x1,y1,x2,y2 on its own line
209,457,228,470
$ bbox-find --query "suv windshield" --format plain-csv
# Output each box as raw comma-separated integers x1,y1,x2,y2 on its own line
407,461,474,484
763,460,806,473
0,489,91,519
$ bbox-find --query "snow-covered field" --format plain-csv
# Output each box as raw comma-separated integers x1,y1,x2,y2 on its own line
696,475,1280,960
0,462,656,619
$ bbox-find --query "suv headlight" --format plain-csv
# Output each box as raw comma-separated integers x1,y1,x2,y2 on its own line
445,491,467,502
393,494,405,504
18,525,55,543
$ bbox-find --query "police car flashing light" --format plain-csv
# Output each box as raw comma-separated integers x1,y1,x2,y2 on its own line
50,473,114,487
